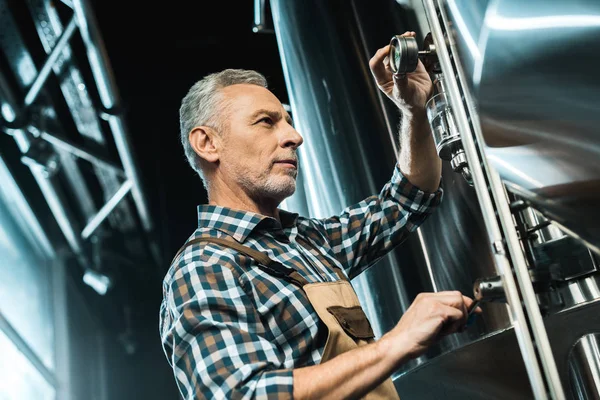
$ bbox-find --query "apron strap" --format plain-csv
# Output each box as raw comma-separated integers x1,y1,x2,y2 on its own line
171,236,310,288
295,236,350,282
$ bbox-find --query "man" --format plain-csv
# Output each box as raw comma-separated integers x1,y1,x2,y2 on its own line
160,32,477,399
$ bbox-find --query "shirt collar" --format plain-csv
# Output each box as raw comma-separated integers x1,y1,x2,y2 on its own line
197,205,299,243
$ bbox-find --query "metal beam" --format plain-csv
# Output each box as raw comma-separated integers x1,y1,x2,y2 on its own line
72,0,155,242
24,17,78,107
81,179,132,240
0,311,57,388
31,127,125,177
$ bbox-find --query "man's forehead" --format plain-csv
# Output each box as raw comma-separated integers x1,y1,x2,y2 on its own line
221,84,282,113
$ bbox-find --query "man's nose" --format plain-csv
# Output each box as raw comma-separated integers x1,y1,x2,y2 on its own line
280,126,304,149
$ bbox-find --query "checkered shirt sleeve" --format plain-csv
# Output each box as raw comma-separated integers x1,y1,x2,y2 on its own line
308,164,442,279
160,249,293,400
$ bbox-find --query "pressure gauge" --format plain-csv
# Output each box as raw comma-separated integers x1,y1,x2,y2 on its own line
389,35,419,76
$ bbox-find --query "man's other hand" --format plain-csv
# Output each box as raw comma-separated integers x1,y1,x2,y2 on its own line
377,291,479,367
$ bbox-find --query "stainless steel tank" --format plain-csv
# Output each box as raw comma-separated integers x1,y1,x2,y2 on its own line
270,0,600,398
270,0,511,385
445,0,600,254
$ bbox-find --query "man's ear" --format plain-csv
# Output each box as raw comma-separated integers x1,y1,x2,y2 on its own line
189,126,221,163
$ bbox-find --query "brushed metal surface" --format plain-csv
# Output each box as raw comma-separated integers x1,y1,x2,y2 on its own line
444,0,600,253
569,333,600,400
395,299,600,400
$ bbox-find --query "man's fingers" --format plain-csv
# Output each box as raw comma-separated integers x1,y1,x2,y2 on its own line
436,304,466,334
424,291,469,308
369,45,391,82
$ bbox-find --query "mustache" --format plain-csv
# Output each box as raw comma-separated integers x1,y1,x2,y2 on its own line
271,154,299,164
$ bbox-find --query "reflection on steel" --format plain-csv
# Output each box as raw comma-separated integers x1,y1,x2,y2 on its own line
0,311,57,388
350,0,398,157
24,17,77,107
423,0,565,398
569,333,600,399
72,0,155,238
81,180,133,240
561,275,600,312
395,300,600,399
445,0,600,253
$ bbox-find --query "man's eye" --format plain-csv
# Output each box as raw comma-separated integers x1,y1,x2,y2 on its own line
259,117,273,125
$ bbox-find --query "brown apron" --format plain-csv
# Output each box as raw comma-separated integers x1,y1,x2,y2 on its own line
173,236,400,399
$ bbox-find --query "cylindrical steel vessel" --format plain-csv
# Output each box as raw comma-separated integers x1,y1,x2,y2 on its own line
270,0,511,382
445,0,600,254
271,0,600,398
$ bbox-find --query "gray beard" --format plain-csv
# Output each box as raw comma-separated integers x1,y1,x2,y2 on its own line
238,167,297,206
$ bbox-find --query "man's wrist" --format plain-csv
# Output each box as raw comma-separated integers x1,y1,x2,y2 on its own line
375,333,413,372
399,106,431,141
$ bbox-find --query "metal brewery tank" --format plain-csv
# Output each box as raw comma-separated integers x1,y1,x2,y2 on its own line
395,0,600,399
269,0,512,394
270,0,600,398
445,0,600,254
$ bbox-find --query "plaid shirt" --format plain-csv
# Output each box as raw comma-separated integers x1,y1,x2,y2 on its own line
160,165,442,399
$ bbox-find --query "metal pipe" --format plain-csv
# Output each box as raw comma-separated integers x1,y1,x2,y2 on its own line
72,0,154,236
32,162,83,253
14,128,83,255
253,0,274,33
81,179,132,240
105,116,152,232
34,128,125,177
0,311,57,388
422,0,564,398
491,168,566,398
24,17,78,107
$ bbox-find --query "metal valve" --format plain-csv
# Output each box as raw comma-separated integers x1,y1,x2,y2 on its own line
388,32,472,185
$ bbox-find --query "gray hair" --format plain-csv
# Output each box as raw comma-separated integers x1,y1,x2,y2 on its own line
179,69,268,183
